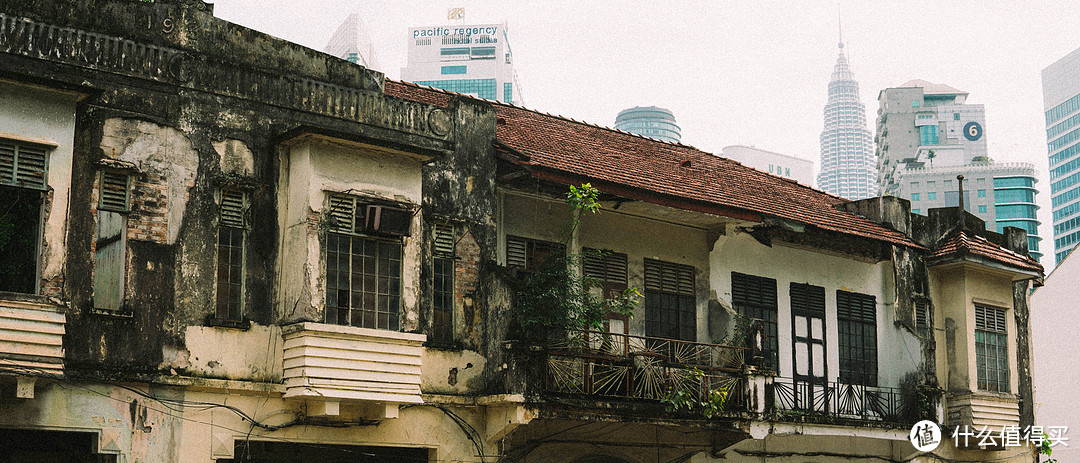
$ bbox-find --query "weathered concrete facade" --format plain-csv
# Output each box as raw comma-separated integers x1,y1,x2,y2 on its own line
0,1,1043,462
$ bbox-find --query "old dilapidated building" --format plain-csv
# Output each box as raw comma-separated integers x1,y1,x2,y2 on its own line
0,1,1044,462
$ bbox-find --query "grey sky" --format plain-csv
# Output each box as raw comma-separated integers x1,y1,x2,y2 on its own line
212,0,1079,270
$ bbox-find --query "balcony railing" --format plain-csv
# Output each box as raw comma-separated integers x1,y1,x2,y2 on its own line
770,377,907,423
540,329,751,410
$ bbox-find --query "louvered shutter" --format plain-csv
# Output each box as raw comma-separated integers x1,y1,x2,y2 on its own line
975,305,1007,333
433,223,455,257
644,259,693,296
99,170,130,212
790,283,826,316
915,302,930,329
0,141,48,190
837,291,876,322
506,236,527,269
220,189,246,228
582,249,628,286
327,194,357,233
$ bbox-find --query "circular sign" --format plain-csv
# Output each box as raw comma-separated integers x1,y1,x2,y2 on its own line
909,420,942,452
963,121,983,141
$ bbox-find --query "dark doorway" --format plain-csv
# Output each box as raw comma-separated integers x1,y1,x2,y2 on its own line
220,440,430,463
0,428,116,463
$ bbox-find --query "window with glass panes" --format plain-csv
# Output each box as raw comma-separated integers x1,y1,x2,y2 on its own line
975,304,1009,392
216,188,246,321
644,259,695,341
732,272,778,370
837,290,877,386
324,194,404,330
431,223,455,343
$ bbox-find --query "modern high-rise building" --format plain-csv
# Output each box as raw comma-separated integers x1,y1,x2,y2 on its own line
817,41,877,200
613,106,681,143
876,80,1041,261
720,145,814,186
401,22,523,105
1042,46,1080,265
324,13,380,70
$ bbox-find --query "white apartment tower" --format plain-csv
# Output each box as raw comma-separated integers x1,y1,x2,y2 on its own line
401,22,523,105
817,41,877,200
876,80,1041,261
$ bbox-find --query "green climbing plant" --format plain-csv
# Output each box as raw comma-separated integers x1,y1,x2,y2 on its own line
512,183,641,339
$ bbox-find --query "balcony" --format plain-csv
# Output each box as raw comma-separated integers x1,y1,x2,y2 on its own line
514,328,923,428
770,377,912,424
529,329,754,413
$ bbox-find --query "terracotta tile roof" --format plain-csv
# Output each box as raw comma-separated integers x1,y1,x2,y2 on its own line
929,230,1043,272
385,80,920,249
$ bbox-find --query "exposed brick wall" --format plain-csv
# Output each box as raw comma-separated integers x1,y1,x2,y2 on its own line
127,173,169,243
454,227,480,303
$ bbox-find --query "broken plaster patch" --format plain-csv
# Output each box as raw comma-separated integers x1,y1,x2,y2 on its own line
212,139,255,177
100,118,198,244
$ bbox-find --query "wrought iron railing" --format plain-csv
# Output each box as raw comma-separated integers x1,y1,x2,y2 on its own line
541,329,751,411
770,377,907,422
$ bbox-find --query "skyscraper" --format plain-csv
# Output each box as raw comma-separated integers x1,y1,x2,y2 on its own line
613,106,681,143
324,14,380,70
401,22,523,105
817,41,876,199
1043,46,1080,265
876,80,1041,261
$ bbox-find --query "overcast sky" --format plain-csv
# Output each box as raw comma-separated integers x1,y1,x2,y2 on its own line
211,0,1080,270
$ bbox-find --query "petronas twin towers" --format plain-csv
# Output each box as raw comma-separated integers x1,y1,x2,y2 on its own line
817,42,878,200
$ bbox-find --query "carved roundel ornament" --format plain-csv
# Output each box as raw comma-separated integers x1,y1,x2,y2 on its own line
427,109,452,137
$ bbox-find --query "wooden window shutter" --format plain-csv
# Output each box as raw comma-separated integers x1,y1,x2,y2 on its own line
0,141,48,190
99,170,131,212
220,189,246,228
433,223,455,257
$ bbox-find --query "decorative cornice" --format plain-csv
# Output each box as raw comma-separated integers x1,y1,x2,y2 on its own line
0,13,454,142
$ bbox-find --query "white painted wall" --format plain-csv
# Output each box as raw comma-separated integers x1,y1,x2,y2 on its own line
0,81,79,290
1031,250,1079,460
710,232,922,388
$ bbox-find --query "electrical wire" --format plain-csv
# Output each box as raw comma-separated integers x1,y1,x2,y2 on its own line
2,366,495,462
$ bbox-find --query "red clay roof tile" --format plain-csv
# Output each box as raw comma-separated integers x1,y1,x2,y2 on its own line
929,231,1043,272
385,80,920,248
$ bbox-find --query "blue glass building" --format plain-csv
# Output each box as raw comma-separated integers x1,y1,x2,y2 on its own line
1044,47,1080,265
614,107,681,143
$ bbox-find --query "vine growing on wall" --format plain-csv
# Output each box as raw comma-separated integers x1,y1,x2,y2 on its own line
511,183,641,340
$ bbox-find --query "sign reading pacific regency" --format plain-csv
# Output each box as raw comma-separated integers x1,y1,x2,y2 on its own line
412,25,499,38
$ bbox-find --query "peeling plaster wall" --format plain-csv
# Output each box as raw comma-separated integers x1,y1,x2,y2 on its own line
421,348,487,394
276,139,425,327
179,324,283,381
0,81,78,296
710,232,923,388
99,118,198,245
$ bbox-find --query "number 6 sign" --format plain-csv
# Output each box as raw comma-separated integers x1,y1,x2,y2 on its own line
964,121,983,141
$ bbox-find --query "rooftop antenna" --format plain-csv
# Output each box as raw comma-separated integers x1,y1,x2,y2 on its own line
957,174,967,229
837,3,844,53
